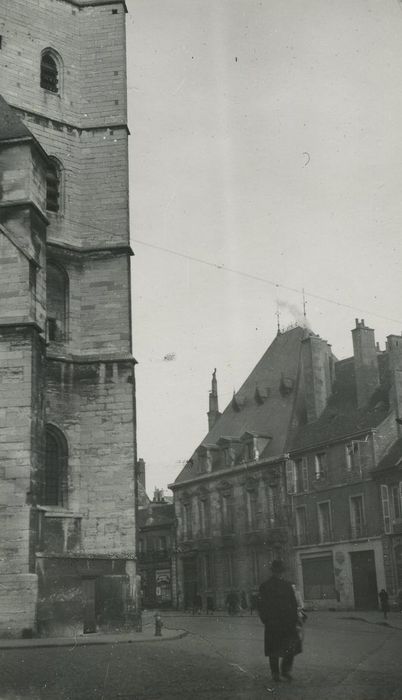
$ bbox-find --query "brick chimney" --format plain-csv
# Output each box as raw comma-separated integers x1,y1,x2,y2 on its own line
207,368,221,431
352,319,379,408
301,334,333,422
386,334,402,433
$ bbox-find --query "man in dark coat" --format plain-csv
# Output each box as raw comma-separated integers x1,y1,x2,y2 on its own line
258,560,301,683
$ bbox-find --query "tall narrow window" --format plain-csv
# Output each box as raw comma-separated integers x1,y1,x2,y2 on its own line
44,425,68,506
198,497,209,537
296,506,308,545
286,461,297,494
183,502,192,539
203,554,213,589
46,261,68,342
223,552,234,588
350,495,365,538
41,50,59,93
245,489,259,531
381,485,391,534
317,501,332,543
222,493,234,533
46,159,61,213
250,549,260,586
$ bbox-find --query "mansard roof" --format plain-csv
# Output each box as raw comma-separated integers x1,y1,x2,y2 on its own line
174,325,308,484
0,95,33,142
289,356,390,452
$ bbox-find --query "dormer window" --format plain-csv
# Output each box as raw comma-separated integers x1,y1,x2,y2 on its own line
41,50,60,93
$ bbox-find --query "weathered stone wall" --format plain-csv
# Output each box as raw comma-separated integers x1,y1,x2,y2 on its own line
0,0,136,637
0,1,129,250
0,328,41,636
44,358,136,553
0,0,126,127
174,463,290,610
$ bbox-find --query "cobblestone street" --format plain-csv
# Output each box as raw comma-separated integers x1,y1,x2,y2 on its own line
1,612,402,699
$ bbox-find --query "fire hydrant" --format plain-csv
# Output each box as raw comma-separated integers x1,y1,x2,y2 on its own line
154,612,163,637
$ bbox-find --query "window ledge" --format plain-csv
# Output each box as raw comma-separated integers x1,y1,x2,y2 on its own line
37,506,82,519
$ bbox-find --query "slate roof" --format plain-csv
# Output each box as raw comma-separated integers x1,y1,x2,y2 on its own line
372,437,402,474
138,503,175,529
67,0,127,9
289,356,391,452
0,95,32,142
174,325,308,484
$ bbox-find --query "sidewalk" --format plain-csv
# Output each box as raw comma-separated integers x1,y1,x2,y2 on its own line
155,607,402,631
0,615,187,650
338,609,402,630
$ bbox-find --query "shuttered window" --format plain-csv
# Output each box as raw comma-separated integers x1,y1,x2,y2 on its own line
46,161,60,212
41,52,58,93
381,485,391,534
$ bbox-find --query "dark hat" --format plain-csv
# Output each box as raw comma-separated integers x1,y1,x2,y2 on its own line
271,559,286,574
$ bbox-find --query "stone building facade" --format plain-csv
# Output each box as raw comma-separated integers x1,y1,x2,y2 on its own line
288,322,402,610
171,321,402,612
170,326,308,610
137,489,176,609
0,0,137,637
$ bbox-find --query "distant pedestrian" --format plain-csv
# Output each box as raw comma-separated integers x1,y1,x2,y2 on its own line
291,583,307,624
258,560,302,683
240,591,248,614
379,589,390,619
192,592,202,615
206,596,214,615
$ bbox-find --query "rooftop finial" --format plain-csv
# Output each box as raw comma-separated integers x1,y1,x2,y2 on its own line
276,303,281,335
302,288,307,319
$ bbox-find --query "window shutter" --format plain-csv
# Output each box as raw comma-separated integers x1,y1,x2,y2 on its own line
381,485,391,534
399,481,402,518
286,461,296,494
302,458,309,491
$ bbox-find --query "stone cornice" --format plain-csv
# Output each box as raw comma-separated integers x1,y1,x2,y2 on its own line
47,240,134,257
46,351,137,364
0,199,49,226
12,105,130,136
289,428,376,456
169,454,289,491
61,0,128,11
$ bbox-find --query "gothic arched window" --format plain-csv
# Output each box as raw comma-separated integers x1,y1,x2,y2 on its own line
40,49,60,93
44,425,68,506
46,260,68,342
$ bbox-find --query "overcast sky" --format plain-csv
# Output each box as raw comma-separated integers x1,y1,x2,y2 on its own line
126,0,402,495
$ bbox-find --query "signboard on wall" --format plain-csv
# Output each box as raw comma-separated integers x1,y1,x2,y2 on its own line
155,569,171,602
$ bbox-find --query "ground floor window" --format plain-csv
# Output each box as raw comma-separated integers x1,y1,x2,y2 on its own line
301,555,336,600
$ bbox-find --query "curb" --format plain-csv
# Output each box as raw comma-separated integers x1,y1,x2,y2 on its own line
340,615,402,631
0,628,188,651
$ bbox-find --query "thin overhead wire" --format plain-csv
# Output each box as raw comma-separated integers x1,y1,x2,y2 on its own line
60,215,402,326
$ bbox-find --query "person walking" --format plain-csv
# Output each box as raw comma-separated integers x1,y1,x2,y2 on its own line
240,590,248,615
379,589,390,620
258,560,302,683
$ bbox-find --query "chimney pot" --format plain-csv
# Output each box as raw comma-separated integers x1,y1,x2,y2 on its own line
352,322,379,407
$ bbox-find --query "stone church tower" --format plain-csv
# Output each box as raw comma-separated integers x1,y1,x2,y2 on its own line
0,0,137,637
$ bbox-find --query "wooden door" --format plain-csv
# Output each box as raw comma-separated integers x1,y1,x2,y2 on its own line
82,578,96,634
